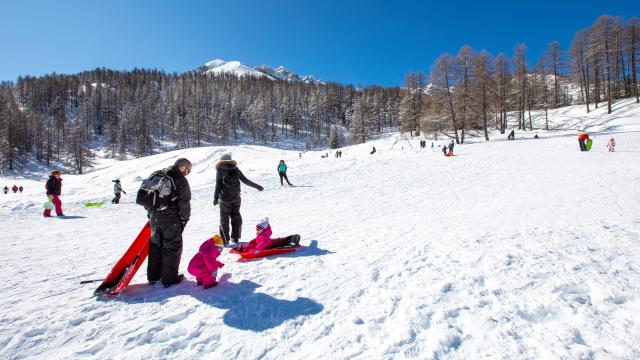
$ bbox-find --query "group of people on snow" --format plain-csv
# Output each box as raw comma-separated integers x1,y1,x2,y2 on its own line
577,132,616,152
3,184,23,194
419,139,431,148
142,153,299,289
442,141,455,157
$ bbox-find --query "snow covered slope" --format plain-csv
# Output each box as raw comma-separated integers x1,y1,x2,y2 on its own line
1,100,639,359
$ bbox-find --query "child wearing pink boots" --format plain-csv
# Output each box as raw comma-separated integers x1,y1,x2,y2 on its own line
188,235,225,289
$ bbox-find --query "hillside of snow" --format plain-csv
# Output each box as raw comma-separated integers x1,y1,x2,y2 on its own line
1,99,639,359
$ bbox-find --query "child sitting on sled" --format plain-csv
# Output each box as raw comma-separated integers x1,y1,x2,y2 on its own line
235,217,300,254
187,234,225,289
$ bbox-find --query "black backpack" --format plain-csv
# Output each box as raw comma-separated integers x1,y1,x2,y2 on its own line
136,170,176,210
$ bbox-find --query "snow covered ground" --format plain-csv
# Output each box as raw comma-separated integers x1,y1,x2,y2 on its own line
1,99,639,359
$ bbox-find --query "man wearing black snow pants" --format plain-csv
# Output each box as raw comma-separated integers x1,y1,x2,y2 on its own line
147,158,192,288
213,153,263,246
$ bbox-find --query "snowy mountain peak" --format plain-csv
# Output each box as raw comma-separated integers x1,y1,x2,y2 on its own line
203,59,322,84
203,59,269,79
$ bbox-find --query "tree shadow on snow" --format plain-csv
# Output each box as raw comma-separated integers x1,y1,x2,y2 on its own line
106,274,324,332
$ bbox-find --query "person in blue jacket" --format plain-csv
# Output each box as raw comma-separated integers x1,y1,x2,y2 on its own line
277,160,293,186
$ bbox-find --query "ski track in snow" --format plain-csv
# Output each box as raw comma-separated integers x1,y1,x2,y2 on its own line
1,99,640,359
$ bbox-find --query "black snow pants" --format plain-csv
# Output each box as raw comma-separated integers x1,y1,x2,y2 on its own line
279,172,292,185
112,192,121,204
219,197,242,244
148,216,183,285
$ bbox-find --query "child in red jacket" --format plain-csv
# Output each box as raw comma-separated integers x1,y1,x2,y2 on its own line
187,235,225,289
236,218,300,254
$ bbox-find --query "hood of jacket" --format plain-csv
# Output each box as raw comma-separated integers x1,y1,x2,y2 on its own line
199,238,222,256
215,160,237,171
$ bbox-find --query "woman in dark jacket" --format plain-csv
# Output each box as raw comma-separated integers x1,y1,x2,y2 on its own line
44,170,64,217
213,153,264,245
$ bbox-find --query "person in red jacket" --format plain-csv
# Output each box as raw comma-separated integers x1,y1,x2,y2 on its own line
235,218,300,254
11,185,18,193
578,133,589,151
43,170,64,217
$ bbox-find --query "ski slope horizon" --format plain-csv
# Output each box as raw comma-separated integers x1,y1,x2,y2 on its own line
1,99,639,359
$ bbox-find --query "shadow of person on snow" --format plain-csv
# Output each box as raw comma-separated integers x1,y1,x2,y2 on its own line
107,274,324,332
284,240,333,259
57,215,86,219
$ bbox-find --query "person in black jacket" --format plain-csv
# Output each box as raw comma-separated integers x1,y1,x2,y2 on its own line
111,179,126,204
213,153,264,246
43,170,64,217
147,158,192,288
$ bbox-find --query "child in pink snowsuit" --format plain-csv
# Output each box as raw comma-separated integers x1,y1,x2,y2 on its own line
606,137,615,152
235,218,290,254
188,235,225,289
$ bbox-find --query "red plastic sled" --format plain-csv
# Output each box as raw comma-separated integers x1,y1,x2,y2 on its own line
230,244,301,259
94,221,152,295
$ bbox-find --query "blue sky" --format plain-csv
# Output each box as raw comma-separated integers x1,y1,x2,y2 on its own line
0,0,637,86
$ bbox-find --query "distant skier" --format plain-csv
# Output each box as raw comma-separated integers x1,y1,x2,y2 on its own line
606,137,616,152
277,160,293,186
370,146,376,155
235,217,300,254
299,152,302,159
18,185,23,193
578,133,589,151
111,179,127,204
213,152,264,246
187,234,225,289
2,186,7,194
11,185,18,193
44,170,64,217
507,129,515,140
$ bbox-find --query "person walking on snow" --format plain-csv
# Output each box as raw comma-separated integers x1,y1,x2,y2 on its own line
213,153,264,246
278,160,293,186
3,186,8,194
448,140,455,156
147,158,192,288
11,185,18,193
44,170,64,217
18,185,23,193
606,137,616,152
188,234,225,289
578,133,589,151
235,217,300,254
111,179,126,204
